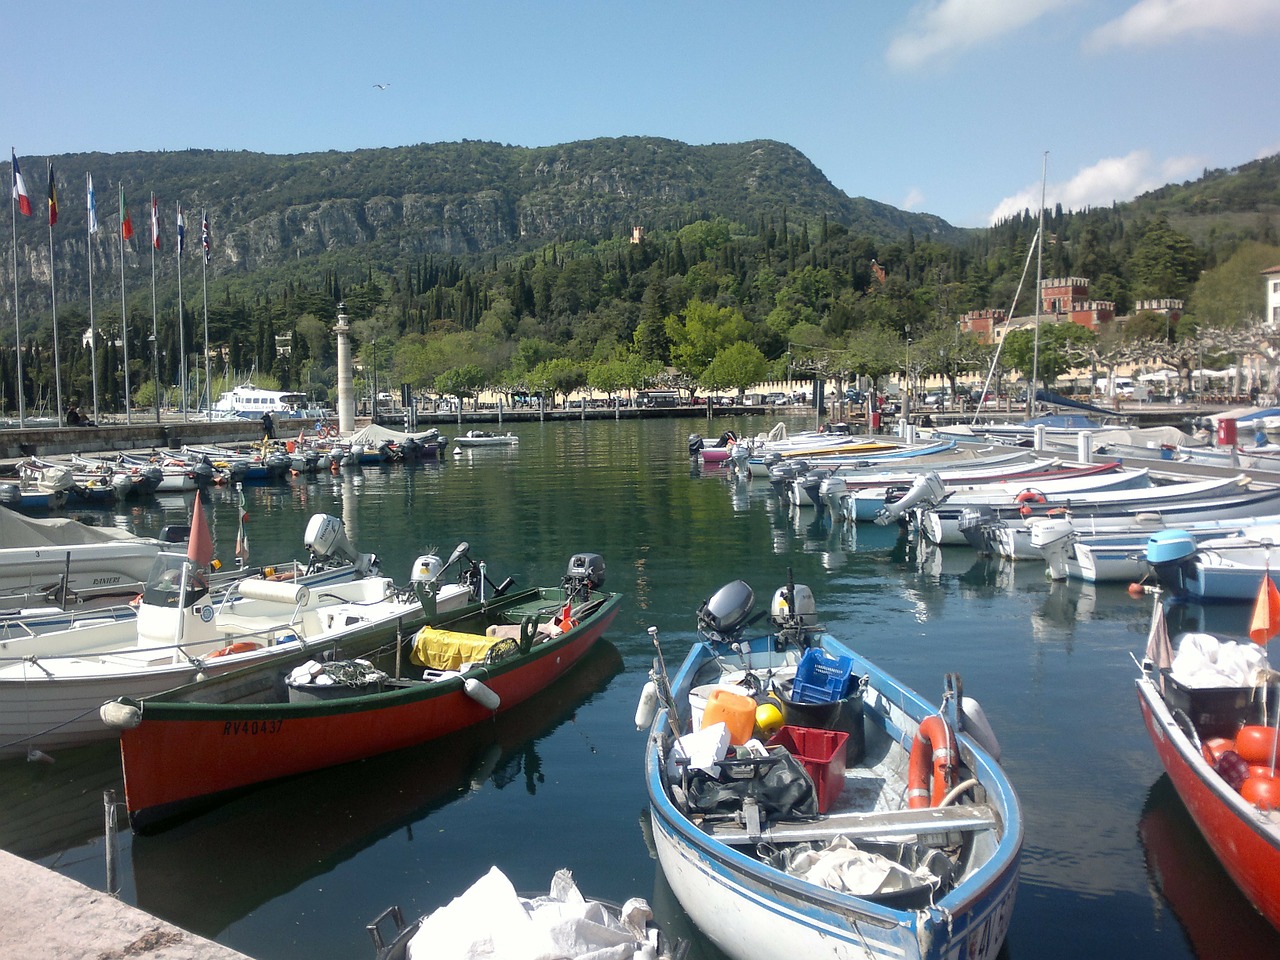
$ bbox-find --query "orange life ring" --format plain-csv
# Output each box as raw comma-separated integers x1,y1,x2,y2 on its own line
207,641,262,659
322,425,338,439
1016,489,1047,517
907,714,957,808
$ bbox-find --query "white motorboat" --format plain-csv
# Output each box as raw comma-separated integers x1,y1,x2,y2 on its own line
640,577,1021,960
451,430,519,450
0,511,479,758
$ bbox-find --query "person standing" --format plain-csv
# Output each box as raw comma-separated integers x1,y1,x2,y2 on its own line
262,410,275,439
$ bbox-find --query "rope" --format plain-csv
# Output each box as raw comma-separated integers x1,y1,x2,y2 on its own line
0,702,107,755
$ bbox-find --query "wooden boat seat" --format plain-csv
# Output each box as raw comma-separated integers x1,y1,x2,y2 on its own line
705,803,998,845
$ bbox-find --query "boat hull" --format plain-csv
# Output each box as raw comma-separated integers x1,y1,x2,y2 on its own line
117,594,619,829
1136,676,1280,930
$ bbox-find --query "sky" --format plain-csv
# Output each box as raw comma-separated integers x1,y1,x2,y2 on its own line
5,0,1280,229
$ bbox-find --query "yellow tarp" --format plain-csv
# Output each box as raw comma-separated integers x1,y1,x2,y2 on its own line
410,626,497,670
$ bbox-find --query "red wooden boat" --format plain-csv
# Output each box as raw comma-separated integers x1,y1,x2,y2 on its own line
1135,598,1280,931
104,554,619,831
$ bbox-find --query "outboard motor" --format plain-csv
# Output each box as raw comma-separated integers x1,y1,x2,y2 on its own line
768,462,802,499
563,552,606,603
304,513,380,577
874,472,947,525
1146,530,1197,598
696,579,756,644
1029,518,1076,581
770,582,817,629
715,430,738,448
688,434,705,457
800,468,832,508
958,505,997,552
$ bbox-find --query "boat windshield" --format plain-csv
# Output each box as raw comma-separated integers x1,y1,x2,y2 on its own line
141,554,210,608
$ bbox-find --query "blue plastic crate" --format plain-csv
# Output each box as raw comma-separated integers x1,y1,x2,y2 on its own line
790,648,854,705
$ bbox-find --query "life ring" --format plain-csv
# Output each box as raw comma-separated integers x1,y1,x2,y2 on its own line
1016,489,1047,517
907,714,957,808
321,425,338,439
207,641,262,659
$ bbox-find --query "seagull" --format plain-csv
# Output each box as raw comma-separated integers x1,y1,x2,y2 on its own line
373,83,390,89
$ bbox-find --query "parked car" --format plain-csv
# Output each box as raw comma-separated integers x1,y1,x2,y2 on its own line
844,389,865,404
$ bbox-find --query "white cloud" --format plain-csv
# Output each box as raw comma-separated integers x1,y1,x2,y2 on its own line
902,187,927,211
887,0,1073,69
1085,0,1280,52
986,150,1205,224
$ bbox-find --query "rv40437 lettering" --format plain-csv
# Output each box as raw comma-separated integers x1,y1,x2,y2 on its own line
223,720,284,736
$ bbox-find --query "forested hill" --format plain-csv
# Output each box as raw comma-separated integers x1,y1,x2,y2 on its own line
2,137,959,306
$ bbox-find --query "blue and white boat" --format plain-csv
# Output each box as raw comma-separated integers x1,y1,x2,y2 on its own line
1146,525,1280,602
211,382,309,419
639,578,1021,960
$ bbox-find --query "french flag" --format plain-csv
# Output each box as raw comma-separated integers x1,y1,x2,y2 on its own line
11,150,32,217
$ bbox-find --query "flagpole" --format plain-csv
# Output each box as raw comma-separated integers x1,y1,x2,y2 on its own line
201,208,211,414
10,151,25,426
86,173,100,424
150,192,159,424
47,161,64,427
118,184,131,425
176,202,187,422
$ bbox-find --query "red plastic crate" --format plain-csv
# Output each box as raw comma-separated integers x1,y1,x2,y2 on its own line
768,725,848,813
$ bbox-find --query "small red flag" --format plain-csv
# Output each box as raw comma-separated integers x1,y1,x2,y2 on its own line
188,495,214,569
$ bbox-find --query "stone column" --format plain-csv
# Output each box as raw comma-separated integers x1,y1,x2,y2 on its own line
335,302,355,435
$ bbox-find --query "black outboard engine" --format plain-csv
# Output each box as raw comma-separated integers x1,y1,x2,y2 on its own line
697,580,756,643
563,552,606,603
688,434,705,457
800,468,832,508
715,430,738,448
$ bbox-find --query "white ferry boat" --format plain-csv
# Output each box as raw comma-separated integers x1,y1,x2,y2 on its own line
211,383,309,419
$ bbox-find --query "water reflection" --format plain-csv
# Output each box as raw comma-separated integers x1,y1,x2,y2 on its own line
1138,775,1280,957
129,641,623,939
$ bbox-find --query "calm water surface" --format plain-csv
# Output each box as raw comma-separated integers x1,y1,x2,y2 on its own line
1,415,1275,960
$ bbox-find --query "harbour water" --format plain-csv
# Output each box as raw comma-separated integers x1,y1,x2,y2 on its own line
0,415,1276,960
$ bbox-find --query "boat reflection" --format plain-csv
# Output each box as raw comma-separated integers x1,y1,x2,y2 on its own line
130,640,624,939
1138,775,1280,957
0,740,123,861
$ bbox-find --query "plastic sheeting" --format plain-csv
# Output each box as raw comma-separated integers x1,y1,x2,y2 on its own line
1171,632,1270,688
406,866,656,960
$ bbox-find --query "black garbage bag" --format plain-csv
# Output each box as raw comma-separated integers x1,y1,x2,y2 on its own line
684,747,819,820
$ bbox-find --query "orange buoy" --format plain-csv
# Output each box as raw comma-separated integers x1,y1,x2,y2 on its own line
907,714,956,808
1235,725,1280,764
1242,774,1280,809
207,641,262,659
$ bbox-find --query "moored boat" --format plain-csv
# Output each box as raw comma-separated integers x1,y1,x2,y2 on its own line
1135,596,1280,931
639,576,1021,960
104,551,620,830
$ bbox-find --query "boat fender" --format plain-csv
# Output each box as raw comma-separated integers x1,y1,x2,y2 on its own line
207,641,262,659
1241,774,1280,809
907,715,957,808
960,696,1001,762
464,677,500,711
100,700,142,730
635,680,659,730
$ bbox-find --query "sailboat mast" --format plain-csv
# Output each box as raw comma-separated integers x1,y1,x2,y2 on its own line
1028,151,1048,419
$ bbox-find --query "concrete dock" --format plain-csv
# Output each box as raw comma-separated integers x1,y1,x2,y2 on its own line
2,849,253,959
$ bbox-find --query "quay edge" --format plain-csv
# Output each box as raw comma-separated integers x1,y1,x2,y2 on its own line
0,848,254,960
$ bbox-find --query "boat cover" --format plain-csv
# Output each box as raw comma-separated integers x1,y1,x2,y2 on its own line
0,506,152,548
409,626,498,670
346,423,443,445
406,866,655,960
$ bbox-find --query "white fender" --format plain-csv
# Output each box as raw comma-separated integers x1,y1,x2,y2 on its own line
634,680,659,730
961,696,1001,762
100,700,142,730
464,677,501,711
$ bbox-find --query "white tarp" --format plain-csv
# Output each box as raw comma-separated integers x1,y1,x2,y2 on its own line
0,507,154,548
346,423,443,446
1171,632,1269,688
406,867,656,960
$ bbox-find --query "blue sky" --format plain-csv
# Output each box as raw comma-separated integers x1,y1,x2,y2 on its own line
6,0,1279,228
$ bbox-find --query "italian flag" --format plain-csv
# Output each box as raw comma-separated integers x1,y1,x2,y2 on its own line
120,187,134,240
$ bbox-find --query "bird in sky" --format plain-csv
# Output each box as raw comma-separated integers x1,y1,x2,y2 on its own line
373,83,390,89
